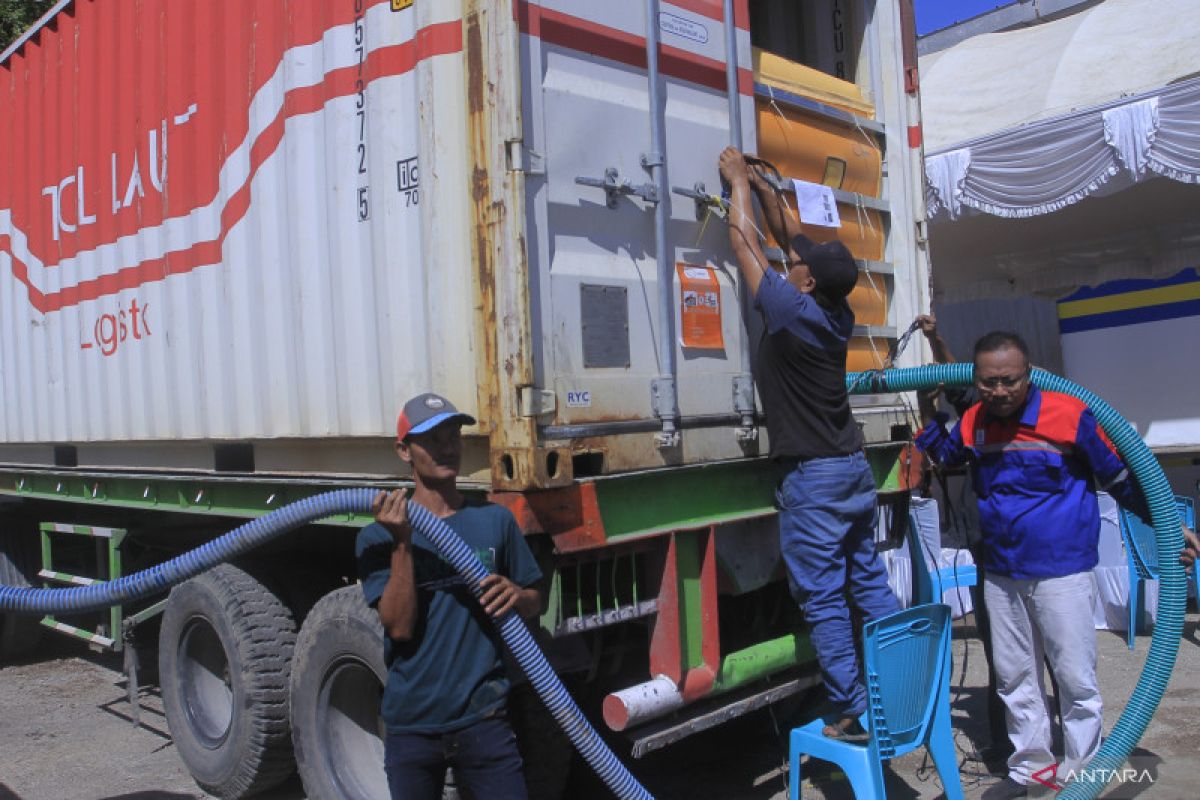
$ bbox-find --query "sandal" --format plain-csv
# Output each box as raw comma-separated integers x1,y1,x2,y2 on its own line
822,716,870,743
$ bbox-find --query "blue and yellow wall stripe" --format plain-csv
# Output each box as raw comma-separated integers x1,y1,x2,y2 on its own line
1057,268,1200,334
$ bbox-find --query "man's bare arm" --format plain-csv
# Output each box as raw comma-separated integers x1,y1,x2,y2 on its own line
747,167,801,251
719,147,770,298
372,490,419,641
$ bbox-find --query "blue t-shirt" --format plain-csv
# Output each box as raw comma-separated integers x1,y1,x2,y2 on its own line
356,501,542,734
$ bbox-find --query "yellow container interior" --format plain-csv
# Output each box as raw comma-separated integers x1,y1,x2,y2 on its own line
752,48,891,356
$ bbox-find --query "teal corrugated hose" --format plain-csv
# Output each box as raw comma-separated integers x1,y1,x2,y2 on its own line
848,365,1185,799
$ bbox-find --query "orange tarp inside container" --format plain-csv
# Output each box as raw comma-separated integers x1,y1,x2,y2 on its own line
752,49,874,118
755,100,885,262
752,50,891,361
847,339,889,372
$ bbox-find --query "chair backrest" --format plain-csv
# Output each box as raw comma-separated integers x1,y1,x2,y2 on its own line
906,513,939,605
862,603,952,759
1120,508,1159,578
1119,496,1195,578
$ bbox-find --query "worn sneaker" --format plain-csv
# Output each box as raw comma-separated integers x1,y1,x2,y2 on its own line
980,776,1028,800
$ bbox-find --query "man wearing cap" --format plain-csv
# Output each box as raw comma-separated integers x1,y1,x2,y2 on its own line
357,392,543,800
718,147,898,740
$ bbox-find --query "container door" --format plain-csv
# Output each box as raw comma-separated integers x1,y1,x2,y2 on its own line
517,1,756,455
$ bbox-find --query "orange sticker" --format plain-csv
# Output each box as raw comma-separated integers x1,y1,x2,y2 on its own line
677,263,724,350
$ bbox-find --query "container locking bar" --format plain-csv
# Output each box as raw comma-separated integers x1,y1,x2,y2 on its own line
722,0,758,445
575,166,659,209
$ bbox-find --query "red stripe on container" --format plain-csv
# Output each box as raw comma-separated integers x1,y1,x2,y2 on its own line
3,20,463,314
516,1,752,95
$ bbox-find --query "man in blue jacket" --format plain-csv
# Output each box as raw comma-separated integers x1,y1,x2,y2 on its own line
917,331,1143,799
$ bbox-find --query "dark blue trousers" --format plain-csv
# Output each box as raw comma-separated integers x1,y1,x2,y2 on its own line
777,450,899,716
385,715,528,800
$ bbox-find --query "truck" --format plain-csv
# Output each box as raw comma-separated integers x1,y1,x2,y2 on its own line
0,1,931,797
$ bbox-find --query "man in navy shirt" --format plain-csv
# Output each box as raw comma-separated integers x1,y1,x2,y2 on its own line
358,392,543,800
917,332,1141,799
719,147,898,741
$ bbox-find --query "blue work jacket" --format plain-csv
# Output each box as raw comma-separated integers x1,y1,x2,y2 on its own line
916,385,1145,580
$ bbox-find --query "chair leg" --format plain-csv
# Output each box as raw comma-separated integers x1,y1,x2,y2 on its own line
789,739,802,800
1127,575,1140,650
1135,576,1146,634
844,751,888,800
927,707,965,800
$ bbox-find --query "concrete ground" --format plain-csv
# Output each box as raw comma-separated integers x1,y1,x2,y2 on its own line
1,613,1198,799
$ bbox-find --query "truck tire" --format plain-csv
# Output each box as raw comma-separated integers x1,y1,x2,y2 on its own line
0,522,43,662
290,585,389,800
159,564,298,798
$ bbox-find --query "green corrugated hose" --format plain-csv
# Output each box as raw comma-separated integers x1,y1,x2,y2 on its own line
847,364,1185,800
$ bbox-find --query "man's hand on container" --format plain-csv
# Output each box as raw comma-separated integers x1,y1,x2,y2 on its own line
718,146,750,187
372,489,412,549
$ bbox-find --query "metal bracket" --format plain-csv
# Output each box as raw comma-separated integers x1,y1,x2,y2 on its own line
650,377,681,449
654,429,681,449
518,386,557,418
576,167,659,209
506,139,545,175
640,151,664,169
731,375,758,442
651,376,679,420
671,182,727,222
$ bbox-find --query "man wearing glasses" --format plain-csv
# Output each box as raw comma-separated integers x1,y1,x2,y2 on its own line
916,331,1144,800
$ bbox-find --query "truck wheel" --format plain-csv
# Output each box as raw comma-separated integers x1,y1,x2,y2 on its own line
159,564,298,798
290,585,388,800
0,522,44,662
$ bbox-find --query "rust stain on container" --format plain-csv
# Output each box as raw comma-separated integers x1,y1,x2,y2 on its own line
465,13,503,438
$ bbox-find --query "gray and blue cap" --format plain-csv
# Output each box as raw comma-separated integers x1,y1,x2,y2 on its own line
395,392,476,440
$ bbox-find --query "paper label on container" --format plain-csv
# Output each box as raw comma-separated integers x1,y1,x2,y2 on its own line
676,263,724,351
792,178,841,228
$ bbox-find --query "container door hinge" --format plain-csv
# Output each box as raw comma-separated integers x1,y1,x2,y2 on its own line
506,140,545,175
519,386,557,418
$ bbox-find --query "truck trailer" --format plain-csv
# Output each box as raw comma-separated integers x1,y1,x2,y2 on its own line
0,0,932,797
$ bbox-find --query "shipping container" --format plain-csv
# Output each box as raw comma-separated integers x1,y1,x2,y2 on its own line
0,1,932,798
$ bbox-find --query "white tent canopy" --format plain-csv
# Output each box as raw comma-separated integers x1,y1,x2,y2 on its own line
919,0,1200,220
916,0,1200,465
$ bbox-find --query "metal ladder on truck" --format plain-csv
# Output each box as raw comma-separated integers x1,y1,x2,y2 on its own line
38,521,163,723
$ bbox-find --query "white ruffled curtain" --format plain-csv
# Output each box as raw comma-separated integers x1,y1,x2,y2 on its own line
926,75,1200,220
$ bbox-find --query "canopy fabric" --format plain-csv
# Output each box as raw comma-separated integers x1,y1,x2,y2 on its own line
919,0,1200,220
925,75,1200,220
919,0,1200,153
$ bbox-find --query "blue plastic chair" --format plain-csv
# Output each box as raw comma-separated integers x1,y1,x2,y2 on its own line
1119,496,1195,649
907,513,977,607
788,604,963,799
